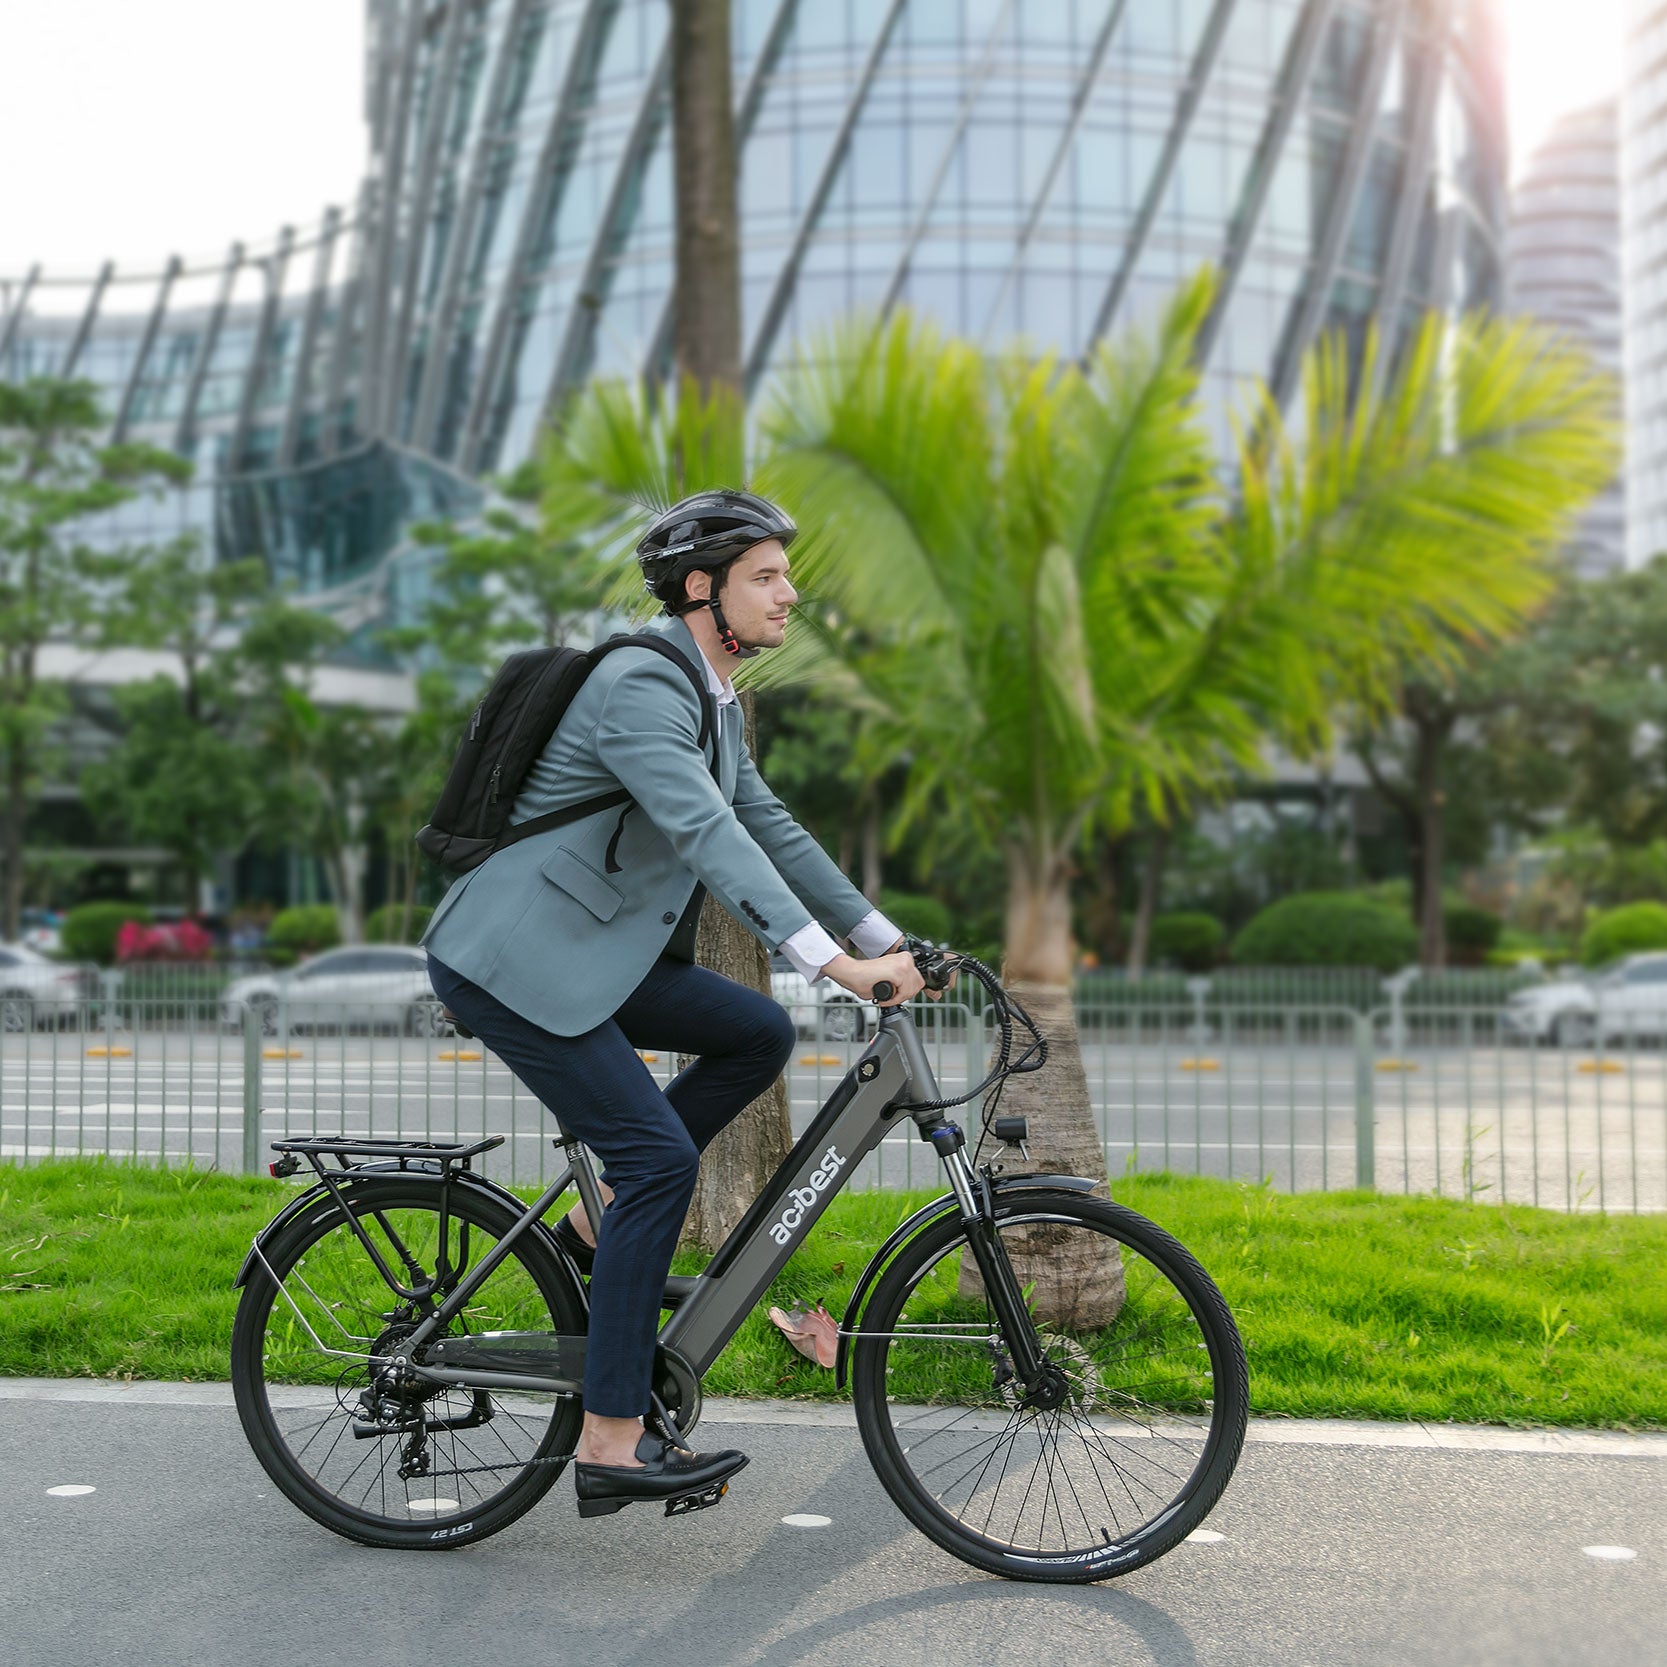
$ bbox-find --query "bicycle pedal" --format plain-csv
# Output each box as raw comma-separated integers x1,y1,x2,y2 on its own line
664,1480,729,1517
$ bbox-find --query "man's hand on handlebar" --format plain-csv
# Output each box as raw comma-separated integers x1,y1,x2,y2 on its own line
822,939,961,1007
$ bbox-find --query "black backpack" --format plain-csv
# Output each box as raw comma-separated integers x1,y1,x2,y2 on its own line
415,633,717,875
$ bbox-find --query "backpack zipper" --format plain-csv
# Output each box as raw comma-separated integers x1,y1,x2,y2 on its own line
487,764,502,805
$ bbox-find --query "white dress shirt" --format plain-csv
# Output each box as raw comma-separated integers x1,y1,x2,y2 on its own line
697,649,901,982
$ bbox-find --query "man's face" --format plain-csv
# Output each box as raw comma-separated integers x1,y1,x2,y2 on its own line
689,538,797,649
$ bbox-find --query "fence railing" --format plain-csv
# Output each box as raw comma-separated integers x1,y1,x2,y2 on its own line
5,991,1664,1213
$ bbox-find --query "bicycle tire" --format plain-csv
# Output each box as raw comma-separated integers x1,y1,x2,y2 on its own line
850,1190,1247,1583
231,1180,584,1549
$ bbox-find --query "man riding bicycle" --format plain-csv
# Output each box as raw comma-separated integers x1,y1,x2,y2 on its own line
422,488,941,1516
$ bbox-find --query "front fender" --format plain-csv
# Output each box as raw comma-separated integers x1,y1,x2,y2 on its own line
233,1163,571,1290
833,1172,1098,1388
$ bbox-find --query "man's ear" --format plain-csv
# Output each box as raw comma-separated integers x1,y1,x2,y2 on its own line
685,569,712,605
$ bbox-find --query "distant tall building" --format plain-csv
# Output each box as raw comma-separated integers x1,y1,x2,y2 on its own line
1510,100,1625,578
1,0,1509,619
1624,2,1667,565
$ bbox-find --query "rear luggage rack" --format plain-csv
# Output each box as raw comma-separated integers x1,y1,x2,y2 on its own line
267,1134,503,1178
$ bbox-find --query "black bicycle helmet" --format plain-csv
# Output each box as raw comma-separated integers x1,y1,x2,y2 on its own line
636,488,797,616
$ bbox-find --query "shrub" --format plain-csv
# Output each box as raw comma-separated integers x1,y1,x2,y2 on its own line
1580,902,1667,967
266,904,341,962
1148,912,1225,972
876,890,953,946
1230,892,1417,971
1443,903,1503,966
115,920,214,963
365,903,434,944
61,901,152,965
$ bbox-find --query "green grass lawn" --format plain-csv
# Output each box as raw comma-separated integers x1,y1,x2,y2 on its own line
3,1159,1664,1429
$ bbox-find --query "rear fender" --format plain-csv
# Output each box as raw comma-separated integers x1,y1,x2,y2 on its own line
833,1172,1097,1388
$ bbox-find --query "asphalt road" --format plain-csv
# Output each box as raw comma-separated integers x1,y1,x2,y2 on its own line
1,1381,1662,1667
4,1028,1665,1209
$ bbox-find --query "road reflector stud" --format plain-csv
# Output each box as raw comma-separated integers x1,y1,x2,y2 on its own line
638,1052,659,1063
1376,1059,1417,1072
438,1049,483,1062
800,1054,841,1066
1178,1058,1219,1072
262,1047,303,1060
85,1046,132,1058
1577,1059,1624,1075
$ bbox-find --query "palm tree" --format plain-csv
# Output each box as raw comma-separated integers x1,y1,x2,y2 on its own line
751,276,1616,1186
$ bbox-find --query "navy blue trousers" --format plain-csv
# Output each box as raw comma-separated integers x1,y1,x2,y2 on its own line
426,953,795,1418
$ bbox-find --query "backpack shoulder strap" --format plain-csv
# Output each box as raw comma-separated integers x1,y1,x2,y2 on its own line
591,632,718,764
491,633,721,857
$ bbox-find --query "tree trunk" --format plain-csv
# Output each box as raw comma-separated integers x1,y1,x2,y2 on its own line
1,743,25,941
669,0,741,396
680,689,793,1250
1124,823,1172,977
1412,708,1453,967
960,845,1123,1324
1080,831,1127,967
860,795,883,900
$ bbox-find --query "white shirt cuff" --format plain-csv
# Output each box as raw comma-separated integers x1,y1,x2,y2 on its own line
779,920,844,982
848,909,905,959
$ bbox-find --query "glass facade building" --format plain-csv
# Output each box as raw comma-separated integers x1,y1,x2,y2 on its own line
1625,0,1667,566
0,0,1506,615
1509,99,1625,579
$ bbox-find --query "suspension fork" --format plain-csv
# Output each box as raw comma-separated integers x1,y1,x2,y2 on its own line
927,1122,1047,1386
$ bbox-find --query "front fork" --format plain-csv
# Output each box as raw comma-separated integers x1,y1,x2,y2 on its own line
927,1122,1048,1388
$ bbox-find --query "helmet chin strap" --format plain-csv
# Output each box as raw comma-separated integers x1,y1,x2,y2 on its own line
701,595,760,660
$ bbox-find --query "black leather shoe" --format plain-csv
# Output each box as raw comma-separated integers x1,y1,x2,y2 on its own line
574,1431,748,1518
552,1214,595,1274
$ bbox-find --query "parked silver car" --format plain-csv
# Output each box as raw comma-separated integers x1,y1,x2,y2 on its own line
222,946,441,1036
1501,953,1667,1046
769,954,874,1043
0,942,89,1031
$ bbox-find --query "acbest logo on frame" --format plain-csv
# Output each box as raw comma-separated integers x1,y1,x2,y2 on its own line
769,1144,847,1245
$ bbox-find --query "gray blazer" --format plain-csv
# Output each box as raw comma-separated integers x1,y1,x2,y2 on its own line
422,616,875,1036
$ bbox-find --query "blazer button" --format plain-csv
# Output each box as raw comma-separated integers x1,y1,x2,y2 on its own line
662,911,677,924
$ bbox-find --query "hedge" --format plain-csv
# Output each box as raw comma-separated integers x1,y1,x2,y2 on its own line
60,902,153,965
365,903,434,944
876,890,953,946
1230,892,1417,971
1581,902,1667,967
1148,912,1225,972
265,904,341,963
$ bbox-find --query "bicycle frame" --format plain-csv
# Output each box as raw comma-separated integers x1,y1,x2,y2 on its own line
248,996,1070,1412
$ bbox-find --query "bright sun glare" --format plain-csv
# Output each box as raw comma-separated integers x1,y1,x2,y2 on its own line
1504,0,1627,175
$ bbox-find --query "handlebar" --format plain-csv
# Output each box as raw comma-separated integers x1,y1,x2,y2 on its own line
872,941,959,1006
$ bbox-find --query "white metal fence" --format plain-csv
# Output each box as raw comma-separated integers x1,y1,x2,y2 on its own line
6,980,1667,1212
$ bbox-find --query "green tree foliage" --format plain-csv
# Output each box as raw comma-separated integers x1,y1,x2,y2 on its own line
1580,902,1667,967
266,904,341,962
1231,893,1417,970
0,378,190,937
364,902,433,943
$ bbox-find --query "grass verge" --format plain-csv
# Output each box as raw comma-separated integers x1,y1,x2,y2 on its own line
2,1159,1664,1428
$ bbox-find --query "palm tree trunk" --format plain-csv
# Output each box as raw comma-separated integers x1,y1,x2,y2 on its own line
1125,823,1172,977
860,795,883,900
680,689,793,1249
669,0,740,395
958,845,1123,1323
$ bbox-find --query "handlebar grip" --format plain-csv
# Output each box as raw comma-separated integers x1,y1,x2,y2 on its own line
872,981,895,1003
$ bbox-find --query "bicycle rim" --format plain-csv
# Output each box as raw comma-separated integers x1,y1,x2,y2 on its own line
851,1193,1247,1582
231,1185,583,1548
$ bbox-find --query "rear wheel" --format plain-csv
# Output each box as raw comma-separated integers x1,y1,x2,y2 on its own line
0,992,30,1033
850,1191,1247,1583
231,1181,584,1548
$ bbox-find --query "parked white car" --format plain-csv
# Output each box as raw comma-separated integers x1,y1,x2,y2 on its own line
770,954,874,1043
0,942,90,1030
222,946,440,1035
1501,953,1667,1046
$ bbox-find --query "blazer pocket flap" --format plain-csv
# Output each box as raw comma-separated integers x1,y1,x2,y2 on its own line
539,845,624,923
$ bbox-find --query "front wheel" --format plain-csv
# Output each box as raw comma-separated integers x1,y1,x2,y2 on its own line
850,1191,1247,1583
231,1181,584,1549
